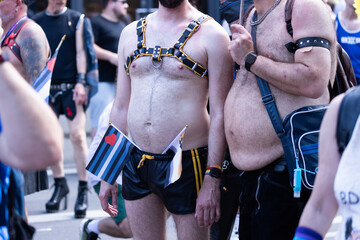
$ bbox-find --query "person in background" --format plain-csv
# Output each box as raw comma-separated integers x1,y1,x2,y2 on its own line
80,101,132,240
336,0,360,85
33,0,98,219
89,0,129,139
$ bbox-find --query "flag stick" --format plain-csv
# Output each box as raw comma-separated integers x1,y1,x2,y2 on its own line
54,35,66,52
239,0,244,25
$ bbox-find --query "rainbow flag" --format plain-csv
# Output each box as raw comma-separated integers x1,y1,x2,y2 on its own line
32,35,65,103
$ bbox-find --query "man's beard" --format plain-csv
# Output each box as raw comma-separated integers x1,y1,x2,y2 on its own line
159,0,184,9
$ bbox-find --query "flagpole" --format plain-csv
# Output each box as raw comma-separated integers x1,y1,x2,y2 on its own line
55,35,66,52
239,0,244,25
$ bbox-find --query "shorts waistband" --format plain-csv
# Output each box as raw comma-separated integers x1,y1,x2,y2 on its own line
133,146,208,161
244,157,287,175
50,83,75,91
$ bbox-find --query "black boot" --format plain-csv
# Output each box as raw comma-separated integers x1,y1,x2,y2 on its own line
45,177,69,213
74,181,88,218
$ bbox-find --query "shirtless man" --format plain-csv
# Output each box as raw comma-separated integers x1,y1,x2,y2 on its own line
99,0,233,239
0,0,49,85
0,0,51,196
225,0,337,239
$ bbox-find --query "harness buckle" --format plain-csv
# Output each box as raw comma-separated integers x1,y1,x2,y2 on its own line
262,94,275,105
136,22,146,30
201,69,208,78
192,62,198,71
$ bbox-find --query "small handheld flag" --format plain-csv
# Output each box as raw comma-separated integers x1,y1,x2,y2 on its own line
86,124,188,187
163,125,188,187
86,123,139,185
32,35,66,103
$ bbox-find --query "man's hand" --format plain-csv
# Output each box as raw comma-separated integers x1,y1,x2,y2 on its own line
228,24,254,66
195,176,221,227
99,180,119,217
73,83,88,105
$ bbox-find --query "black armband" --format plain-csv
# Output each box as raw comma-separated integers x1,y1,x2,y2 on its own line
285,37,330,53
76,73,86,85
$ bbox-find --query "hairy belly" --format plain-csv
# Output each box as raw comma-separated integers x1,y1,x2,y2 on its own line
127,98,209,153
224,83,284,170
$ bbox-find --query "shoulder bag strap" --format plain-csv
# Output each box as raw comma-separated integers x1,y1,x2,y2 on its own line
251,12,286,139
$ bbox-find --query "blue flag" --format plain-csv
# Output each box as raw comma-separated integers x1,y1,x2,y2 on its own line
86,124,136,185
32,35,65,103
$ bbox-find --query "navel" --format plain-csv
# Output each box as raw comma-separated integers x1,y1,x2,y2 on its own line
132,63,136,68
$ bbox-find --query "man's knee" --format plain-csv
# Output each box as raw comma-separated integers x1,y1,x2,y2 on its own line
69,128,86,144
116,218,132,238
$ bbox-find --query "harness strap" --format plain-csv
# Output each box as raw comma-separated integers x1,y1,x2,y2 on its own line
125,15,212,78
1,17,30,63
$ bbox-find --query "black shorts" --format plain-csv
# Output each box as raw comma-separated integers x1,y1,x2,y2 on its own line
122,146,208,215
50,89,81,120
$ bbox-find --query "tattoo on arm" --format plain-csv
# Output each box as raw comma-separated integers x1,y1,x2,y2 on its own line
19,27,48,85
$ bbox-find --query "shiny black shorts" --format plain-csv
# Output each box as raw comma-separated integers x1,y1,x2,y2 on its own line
49,89,77,120
122,146,207,214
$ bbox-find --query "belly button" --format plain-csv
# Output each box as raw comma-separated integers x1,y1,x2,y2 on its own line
145,122,152,126
132,63,136,68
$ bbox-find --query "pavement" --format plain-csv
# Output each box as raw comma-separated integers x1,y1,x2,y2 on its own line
25,114,341,240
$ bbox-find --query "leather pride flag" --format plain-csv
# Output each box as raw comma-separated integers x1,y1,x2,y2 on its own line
32,35,65,103
86,123,136,185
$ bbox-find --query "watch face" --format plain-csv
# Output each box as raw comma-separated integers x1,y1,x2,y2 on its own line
245,52,257,71
210,167,222,178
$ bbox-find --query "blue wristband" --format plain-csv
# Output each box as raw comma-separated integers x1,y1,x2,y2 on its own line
293,226,322,240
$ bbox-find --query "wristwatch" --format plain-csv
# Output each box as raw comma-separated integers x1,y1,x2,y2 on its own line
0,52,9,64
209,167,222,178
206,165,222,179
244,52,257,72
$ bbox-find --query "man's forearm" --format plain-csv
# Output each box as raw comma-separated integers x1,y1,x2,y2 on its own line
0,62,63,170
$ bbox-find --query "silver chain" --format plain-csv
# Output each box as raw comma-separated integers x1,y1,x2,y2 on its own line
250,0,281,26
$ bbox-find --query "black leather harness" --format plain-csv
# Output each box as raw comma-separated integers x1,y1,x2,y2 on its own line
124,15,212,79
1,17,30,63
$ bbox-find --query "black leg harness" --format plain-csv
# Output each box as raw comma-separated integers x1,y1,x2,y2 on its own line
124,15,212,79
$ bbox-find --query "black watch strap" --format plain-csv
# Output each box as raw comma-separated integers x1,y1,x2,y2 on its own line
205,165,222,179
245,52,257,72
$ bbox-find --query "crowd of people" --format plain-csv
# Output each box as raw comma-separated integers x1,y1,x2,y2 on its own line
0,0,359,240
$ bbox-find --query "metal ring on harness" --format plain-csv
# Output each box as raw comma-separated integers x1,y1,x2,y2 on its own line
152,58,163,69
